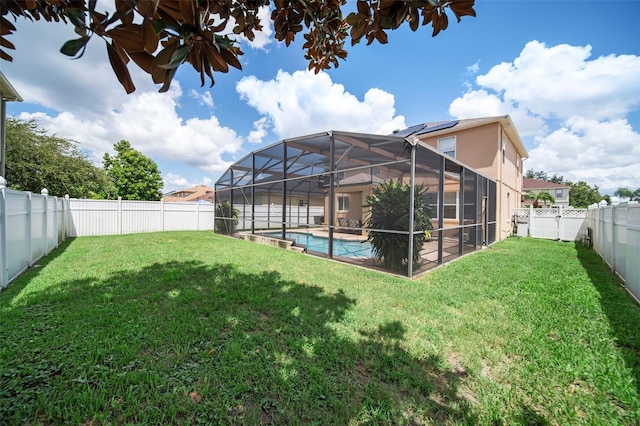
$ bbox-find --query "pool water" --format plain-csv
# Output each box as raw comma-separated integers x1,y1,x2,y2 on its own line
265,232,374,258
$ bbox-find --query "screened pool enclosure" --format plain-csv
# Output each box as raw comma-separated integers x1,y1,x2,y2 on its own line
215,131,496,277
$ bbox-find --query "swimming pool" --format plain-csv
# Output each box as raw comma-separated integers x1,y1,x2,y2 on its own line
264,232,374,258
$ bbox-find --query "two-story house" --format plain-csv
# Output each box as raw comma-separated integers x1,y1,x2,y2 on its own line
403,116,528,241
163,185,215,203
522,178,571,208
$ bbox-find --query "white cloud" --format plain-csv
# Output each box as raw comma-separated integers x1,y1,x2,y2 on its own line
5,16,243,177
5,17,158,114
449,41,640,195
164,173,191,188
476,41,640,121
248,117,270,144
18,83,242,174
236,70,406,139
465,61,480,75
526,118,640,194
163,173,214,193
189,90,214,108
449,89,507,118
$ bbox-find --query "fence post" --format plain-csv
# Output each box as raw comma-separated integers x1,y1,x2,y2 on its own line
161,199,165,231
41,188,48,256
63,195,69,242
611,205,616,273
0,177,7,289
24,191,33,266
558,205,563,240
53,196,58,249
196,201,200,231
117,196,122,235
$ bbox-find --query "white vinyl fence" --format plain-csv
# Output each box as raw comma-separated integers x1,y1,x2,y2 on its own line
585,204,640,303
233,204,325,230
1,183,327,289
68,198,214,236
0,183,216,289
513,206,587,241
0,183,70,290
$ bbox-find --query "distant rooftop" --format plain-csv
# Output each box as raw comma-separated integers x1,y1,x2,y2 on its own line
523,178,571,190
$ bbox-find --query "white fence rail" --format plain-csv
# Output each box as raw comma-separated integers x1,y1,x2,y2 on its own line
585,204,640,303
0,184,69,290
233,204,325,230
513,206,587,241
68,198,214,237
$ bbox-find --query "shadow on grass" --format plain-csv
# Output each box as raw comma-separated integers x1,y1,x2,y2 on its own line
1,259,476,424
0,237,76,298
574,242,640,394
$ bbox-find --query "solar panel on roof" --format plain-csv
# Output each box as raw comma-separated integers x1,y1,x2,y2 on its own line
388,123,427,137
415,120,459,135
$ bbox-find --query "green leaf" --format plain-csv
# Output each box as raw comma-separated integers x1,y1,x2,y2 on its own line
65,8,86,29
214,35,235,50
157,45,189,70
60,36,91,58
151,20,169,34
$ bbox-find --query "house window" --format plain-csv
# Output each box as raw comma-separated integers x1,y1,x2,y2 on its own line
338,195,349,212
502,141,506,164
438,136,456,159
555,189,563,199
516,157,520,176
443,191,458,219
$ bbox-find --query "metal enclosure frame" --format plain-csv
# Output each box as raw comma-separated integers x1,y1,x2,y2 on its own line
215,130,497,277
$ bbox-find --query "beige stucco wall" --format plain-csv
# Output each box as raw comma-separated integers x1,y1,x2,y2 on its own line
325,183,373,228
418,121,525,241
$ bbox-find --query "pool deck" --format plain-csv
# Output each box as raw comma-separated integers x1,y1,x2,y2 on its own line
239,228,465,278
253,227,368,242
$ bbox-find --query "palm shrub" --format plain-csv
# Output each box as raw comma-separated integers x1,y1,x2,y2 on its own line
364,180,432,273
214,201,239,235
525,190,555,208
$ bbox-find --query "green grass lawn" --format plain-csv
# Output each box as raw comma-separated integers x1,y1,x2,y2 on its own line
1,232,638,425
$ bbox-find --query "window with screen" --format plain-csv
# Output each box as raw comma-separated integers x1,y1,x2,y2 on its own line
437,136,456,159
443,191,458,219
338,195,349,211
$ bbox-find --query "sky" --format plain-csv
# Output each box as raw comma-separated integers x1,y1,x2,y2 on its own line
2,1,639,197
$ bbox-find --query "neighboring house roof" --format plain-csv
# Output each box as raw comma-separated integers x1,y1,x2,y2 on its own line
394,115,529,159
523,178,570,190
0,71,23,102
163,185,214,202
338,172,385,186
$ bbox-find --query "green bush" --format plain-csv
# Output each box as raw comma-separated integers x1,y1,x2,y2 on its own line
364,180,432,273
214,201,239,234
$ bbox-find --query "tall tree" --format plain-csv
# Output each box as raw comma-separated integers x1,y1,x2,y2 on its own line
614,187,634,200
525,169,549,181
548,173,566,184
569,181,603,208
103,140,163,201
633,189,640,202
5,117,112,198
524,169,566,184
1,1,476,93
